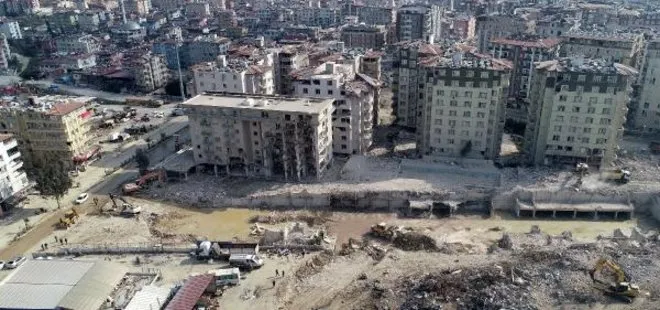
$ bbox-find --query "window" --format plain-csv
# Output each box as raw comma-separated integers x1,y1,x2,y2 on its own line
478,92,488,98
313,80,320,85
552,135,560,141
453,70,461,77
583,127,592,134
434,119,442,125
604,98,612,105
602,108,611,115
434,128,441,134
437,90,444,96
598,128,607,134
449,110,457,116
477,121,484,128
465,91,473,98
327,90,333,95
327,80,333,86
596,138,607,144
582,137,590,143
555,115,564,122
481,71,489,78
436,109,444,116
478,102,486,108
585,117,593,124
315,89,321,95
558,105,566,112
464,101,472,108
644,102,650,109
467,71,474,77
589,97,597,104
463,111,471,117
570,116,579,123
554,125,562,132
451,90,459,97
450,100,458,107
448,138,455,144
462,121,470,127
573,96,582,103
578,75,586,82
600,118,611,125
593,75,602,82
449,120,456,127
475,131,483,137
572,107,580,113
303,88,308,94
477,112,485,118
448,129,455,135
559,95,567,101
569,126,577,133
461,130,469,136
567,136,575,142
587,107,595,114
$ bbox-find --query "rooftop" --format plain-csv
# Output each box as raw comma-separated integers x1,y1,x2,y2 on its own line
490,36,562,49
535,58,638,75
183,93,334,114
0,259,126,310
164,274,214,310
563,29,642,42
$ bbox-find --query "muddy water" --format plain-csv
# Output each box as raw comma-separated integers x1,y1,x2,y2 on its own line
158,208,268,241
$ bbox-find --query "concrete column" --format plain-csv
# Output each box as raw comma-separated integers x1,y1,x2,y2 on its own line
614,211,618,220
532,210,536,218
593,211,598,220
184,172,188,180
214,165,218,176
573,210,577,219
225,165,230,175
552,210,556,218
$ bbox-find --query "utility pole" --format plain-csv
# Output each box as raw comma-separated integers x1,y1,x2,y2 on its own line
175,41,185,102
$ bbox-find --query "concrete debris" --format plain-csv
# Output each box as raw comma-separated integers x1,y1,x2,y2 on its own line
393,233,438,251
498,233,513,250
250,211,331,226
631,228,648,243
530,225,542,234
613,228,630,239
295,250,334,279
561,231,573,240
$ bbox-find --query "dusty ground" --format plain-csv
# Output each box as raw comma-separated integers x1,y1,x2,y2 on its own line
6,195,657,310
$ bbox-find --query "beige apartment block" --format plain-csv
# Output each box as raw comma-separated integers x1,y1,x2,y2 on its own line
183,94,334,180
0,98,94,170
419,53,512,160
291,62,375,155
525,58,637,168
131,52,170,92
631,40,660,132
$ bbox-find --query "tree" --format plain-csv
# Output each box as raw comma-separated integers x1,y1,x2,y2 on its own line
135,148,150,174
32,161,73,209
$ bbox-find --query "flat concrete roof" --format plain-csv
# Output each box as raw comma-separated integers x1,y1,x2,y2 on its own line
183,93,334,114
518,201,633,212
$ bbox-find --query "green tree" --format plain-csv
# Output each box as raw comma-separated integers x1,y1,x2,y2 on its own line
135,148,150,173
33,161,73,209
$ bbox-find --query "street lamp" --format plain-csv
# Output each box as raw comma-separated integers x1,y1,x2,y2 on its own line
175,40,185,103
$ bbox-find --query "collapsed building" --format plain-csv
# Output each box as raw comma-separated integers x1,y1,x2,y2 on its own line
183,93,334,180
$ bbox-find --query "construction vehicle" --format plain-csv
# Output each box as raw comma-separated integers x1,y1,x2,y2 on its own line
122,170,166,195
56,209,78,229
589,258,640,302
108,194,142,216
600,168,631,184
370,222,404,241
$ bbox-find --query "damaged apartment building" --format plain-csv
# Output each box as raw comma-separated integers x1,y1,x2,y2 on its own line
183,94,334,180
291,61,376,155
524,58,637,167
417,52,512,160
125,50,170,92
190,45,275,96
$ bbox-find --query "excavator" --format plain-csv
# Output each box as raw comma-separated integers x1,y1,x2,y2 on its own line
108,194,142,216
56,209,79,229
122,169,166,195
589,258,640,302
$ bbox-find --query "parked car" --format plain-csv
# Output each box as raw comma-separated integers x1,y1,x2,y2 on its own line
5,256,26,269
75,193,89,204
153,112,164,118
0,260,5,270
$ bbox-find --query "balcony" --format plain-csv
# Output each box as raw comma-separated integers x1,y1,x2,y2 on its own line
7,148,20,161
8,160,23,171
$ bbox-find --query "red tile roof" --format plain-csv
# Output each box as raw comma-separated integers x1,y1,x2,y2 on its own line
165,274,213,310
48,101,87,116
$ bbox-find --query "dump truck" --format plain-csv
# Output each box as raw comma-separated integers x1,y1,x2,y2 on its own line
590,258,640,302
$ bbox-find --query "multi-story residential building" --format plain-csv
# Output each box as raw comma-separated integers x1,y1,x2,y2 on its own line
350,5,393,26
124,0,152,16
274,47,310,95
0,134,29,209
2,0,39,16
418,52,511,159
0,98,94,170
111,21,147,44
560,30,645,70
293,7,342,28
0,34,10,71
396,4,443,43
185,2,210,17
340,24,387,50
291,62,375,155
630,40,660,133
0,20,21,39
183,93,334,180
475,13,528,52
55,34,101,54
151,0,181,11
128,51,170,92
46,11,79,35
489,36,561,99
191,46,274,96
153,36,231,69
40,54,96,73
77,11,101,32
535,17,574,38
391,41,443,129
524,58,636,167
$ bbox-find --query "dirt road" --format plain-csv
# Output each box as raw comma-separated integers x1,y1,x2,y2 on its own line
0,196,107,260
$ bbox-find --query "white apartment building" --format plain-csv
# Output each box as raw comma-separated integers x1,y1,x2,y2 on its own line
292,62,375,155
0,34,10,70
55,34,102,54
183,94,334,180
0,21,22,39
633,40,660,132
560,30,645,70
191,49,275,96
419,53,512,159
525,58,637,168
396,4,443,43
475,14,528,52
0,134,29,204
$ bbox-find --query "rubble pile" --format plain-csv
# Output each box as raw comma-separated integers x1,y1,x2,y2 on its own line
400,264,536,310
249,211,331,226
393,232,438,251
295,250,334,279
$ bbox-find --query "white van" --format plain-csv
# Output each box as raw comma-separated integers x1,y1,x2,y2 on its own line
228,254,264,270
209,267,240,286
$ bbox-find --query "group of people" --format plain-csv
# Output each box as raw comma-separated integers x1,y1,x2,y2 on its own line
40,236,68,251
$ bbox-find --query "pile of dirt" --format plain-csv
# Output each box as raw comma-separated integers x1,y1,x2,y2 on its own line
295,250,334,279
393,233,438,251
400,263,535,310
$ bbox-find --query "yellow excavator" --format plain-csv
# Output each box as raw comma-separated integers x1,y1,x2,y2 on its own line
589,258,640,302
